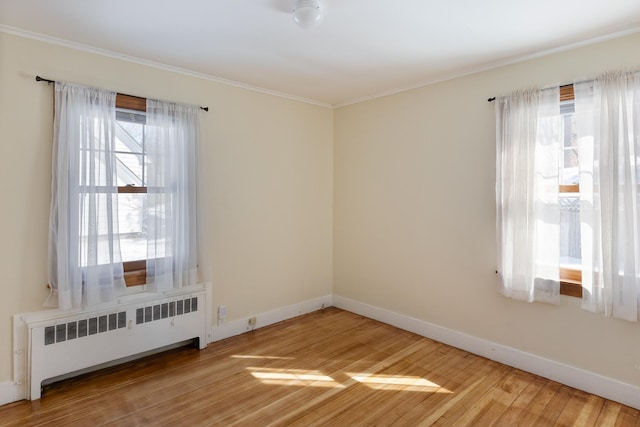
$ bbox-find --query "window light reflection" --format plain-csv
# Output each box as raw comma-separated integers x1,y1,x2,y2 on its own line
247,367,344,388
231,354,294,360
347,373,452,393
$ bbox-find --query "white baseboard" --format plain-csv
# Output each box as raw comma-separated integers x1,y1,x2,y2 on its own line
333,294,640,410
0,381,17,406
209,294,333,343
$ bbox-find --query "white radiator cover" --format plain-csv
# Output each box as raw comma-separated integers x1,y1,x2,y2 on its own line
13,284,209,400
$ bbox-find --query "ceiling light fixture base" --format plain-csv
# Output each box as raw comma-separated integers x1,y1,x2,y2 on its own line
292,0,323,29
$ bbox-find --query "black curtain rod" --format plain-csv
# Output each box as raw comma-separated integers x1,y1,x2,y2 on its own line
484,72,640,104
35,75,209,112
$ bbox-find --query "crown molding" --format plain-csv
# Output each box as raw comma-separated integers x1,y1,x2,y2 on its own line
0,25,332,110
334,25,640,108
2,23,639,110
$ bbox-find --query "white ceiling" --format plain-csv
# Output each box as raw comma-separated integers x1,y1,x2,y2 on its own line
1,0,640,107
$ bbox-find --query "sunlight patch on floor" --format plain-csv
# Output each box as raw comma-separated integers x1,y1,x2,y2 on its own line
347,373,452,393
231,354,294,360
247,367,345,388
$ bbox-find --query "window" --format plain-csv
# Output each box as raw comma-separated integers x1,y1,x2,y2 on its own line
497,71,640,320
558,85,582,297
74,94,152,287
48,83,198,309
115,94,149,286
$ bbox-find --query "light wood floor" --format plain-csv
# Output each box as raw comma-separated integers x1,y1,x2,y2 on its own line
1,308,638,426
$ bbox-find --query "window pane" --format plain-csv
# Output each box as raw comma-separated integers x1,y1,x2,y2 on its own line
560,112,578,185
78,192,121,266
115,152,143,186
118,193,147,262
117,192,167,262
116,119,145,186
560,193,581,268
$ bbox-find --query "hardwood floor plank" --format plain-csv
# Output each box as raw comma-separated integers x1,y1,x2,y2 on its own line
378,354,479,425
517,379,565,424
428,364,512,425
596,400,624,427
571,394,606,427
553,388,589,426
615,405,639,426
455,369,533,425
0,307,638,426
417,376,488,426
492,374,548,425
391,355,504,425
534,384,574,426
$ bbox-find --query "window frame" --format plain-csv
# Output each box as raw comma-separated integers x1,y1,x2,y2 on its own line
558,85,582,298
116,93,148,287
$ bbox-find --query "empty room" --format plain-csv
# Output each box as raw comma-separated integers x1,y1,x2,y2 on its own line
1,0,640,425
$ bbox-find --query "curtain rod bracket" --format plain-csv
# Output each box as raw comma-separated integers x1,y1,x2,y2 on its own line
488,97,496,102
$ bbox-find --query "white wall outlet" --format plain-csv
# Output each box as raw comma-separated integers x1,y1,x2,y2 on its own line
217,305,227,326
634,362,640,371
248,316,257,327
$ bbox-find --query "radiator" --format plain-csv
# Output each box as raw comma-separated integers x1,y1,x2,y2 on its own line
13,284,209,400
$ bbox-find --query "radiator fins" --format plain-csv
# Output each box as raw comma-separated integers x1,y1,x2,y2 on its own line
43,296,198,346
44,311,126,346
135,297,198,326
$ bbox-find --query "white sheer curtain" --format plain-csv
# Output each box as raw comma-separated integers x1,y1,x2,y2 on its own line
496,88,562,303
48,82,125,309
144,99,198,292
575,71,640,321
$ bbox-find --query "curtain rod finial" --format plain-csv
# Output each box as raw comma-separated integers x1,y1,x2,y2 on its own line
36,75,55,84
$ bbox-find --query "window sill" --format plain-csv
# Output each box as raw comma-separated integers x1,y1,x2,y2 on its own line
124,260,147,287
560,280,582,298
124,269,146,287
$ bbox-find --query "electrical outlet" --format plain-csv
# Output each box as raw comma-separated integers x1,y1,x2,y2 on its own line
217,305,227,325
634,362,640,371
247,317,257,329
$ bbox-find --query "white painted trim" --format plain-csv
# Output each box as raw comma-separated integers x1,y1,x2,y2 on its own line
209,294,333,343
333,294,640,410
0,25,332,110
0,381,17,406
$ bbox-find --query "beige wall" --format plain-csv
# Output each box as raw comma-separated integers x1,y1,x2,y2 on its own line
334,32,640,387
0,32,334,383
